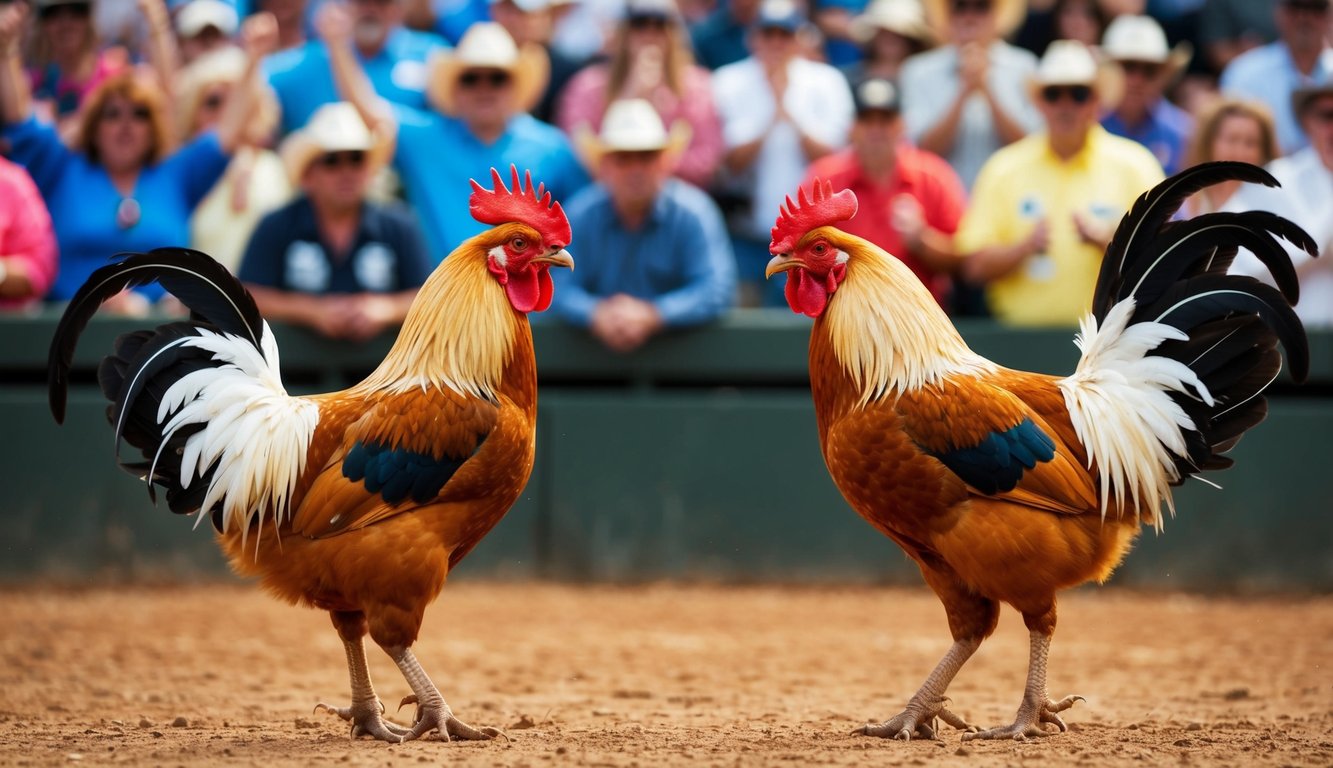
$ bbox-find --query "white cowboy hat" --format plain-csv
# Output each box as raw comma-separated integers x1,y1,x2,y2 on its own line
920,0,1026,40
279,101,391,184
426,22,549,116
1102,14,1191,82
175,0,239,38
851,0,932,46
573,98,691,170
1028,39,1124,110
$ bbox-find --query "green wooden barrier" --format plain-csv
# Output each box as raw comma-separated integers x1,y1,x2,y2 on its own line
2,310,1330,590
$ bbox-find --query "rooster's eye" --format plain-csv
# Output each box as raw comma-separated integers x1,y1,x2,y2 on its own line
510,237,528,251
813,243,827,255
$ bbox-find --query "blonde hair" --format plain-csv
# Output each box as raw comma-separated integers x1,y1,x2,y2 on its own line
73,70,174,166
606,14,692,99
1186,97,1279,169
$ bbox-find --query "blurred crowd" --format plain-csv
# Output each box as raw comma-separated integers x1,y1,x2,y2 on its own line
1,0,1331,347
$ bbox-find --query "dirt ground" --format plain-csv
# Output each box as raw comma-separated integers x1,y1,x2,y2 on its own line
1,583,1330,768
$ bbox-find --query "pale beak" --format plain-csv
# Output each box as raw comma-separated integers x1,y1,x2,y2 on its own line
765,253,800,279
534,248,574,270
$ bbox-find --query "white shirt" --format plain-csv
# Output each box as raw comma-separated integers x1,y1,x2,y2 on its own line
712,56,855,240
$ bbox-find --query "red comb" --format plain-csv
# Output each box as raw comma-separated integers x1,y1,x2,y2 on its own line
769,179,859,254
469,166,572,247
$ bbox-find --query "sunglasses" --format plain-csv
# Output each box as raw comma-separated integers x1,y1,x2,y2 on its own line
1119,60,1162,78
316,150,368,169
39,2,91,19
627,15,669,31
458,70,512,89
1307,108,1333,124
200,91,227,111
951,0,991,14
102,105,152,122
1040,84,1093,105
1283,1,1331,13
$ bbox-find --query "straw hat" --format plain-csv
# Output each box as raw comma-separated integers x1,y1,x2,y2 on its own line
426,22,549,116
175,0,239,38
573,98,691,170
921,0,1026,40
851,0,932,46
1028,39,1124,111
1102,15,1191,82
279,102,391,184
1292,77,1333,120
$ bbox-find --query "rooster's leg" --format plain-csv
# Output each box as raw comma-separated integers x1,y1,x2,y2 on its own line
388,646,503,743
963,629,1084,741
315,612,412,742
856,637,981,740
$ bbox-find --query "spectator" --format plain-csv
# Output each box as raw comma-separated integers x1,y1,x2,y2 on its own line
1182,97,1278,217
1228,83,1333,328
177,47,291,272
957,40,1164,326
259,0,309,51
324,16,589,259
804,76,967,309
712,0,853,305
901,0,1041,189
0,156,58,309
264,0,447,136
1014,0,1112,57
841,0,933,85
813,0,873,69
0,7,277,313
690,0,762,70
1219,0,1333,156
1100,14,1193,174
174,0,239,65
557,0,723,189
238,101,430,340
485,0,586,122
25,0,127,132
551,98,736,352
1197,0,1278,75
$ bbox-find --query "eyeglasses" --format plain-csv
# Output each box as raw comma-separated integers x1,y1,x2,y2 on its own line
1119,61,1162,78
1040,84,1093,105
458,70,512,89
316,150,368,169
102,104,152,122
627,15,669,31
951,0,991,14
39,2,91,20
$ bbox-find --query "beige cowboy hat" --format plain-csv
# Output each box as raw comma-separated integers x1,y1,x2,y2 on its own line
426,21,549,116
573,98,691,172
1027,39,1124,111
175,46,279,144
279,101,392,184
921,0,1026,40
1102,14,1191,83
851,0,933,46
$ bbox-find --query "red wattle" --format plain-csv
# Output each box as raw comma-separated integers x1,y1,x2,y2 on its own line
785,268,829,318
504,265,551,313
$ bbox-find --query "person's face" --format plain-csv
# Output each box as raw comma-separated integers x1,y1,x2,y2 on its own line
261,0,307,27
1118,59,1163,111
351,0,401,51
179,26,231,64
1036,82,1098,142
302,149,370,212
1210,112,1267,165
452,67,517,128
39,2,93,56
191,82,232,136
750,25,798,68
626,14,671,45
600,149,667,209
948,0,995,44
868,29,913,65
851,110,902,166
1277,0,1332,55
1054,0,1100,47
489,0,552,45
95,94,155,172
1300,94,1333,170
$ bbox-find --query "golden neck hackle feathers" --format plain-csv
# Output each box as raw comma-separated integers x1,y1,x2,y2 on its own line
819,230,995,406
351,231,522,400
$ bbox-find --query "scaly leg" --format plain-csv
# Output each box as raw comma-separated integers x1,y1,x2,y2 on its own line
314,633,412,742
389,646,503,742
856,637,982,740
963,630,1083,741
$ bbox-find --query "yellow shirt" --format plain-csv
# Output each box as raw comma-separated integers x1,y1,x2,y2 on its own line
190,148,293,274
956,126,1164,326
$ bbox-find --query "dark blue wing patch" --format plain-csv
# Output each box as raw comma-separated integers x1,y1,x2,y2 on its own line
343,438,485,505
926,417,1056,494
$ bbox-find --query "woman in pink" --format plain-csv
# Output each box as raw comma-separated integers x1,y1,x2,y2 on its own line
555,0,722,189
0,156,58,309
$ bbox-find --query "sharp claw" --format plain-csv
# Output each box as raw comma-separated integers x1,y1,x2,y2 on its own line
397,695,418,713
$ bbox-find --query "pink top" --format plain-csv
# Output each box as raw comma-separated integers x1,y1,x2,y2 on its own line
556,63,724,189
0,157,58,307
28,49,127,120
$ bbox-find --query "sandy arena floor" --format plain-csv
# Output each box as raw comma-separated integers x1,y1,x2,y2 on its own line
1,583,1330,767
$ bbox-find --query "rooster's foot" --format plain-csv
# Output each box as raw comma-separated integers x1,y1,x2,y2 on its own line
314,699,412,742
963,695,1084,741
854,697,978,741
397,694,505,742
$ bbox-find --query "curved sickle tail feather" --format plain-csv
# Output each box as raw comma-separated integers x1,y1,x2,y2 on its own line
47,249,317,540
1061,162,1316,528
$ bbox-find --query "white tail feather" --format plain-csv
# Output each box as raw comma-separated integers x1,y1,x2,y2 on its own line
1058,299,1214,529
156,323,319,543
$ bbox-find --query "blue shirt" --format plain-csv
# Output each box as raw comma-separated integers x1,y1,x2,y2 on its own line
2,117,230,302
690,8,751,71
238,196,432,293
1220,41,1333,155
549,179,736,328
1102,99,1194,175
264,28,447,136
392,106,590,261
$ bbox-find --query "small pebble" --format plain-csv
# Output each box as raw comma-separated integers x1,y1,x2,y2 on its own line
1186,722,1204,732
171,717,188,728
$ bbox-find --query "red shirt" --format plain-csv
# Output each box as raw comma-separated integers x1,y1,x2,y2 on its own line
804,143,966,308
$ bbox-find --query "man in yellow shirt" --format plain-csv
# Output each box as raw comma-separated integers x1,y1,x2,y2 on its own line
956,40,1165,326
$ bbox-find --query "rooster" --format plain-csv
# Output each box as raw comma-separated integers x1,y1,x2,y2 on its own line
47,167,574,743
763,162,1314,741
